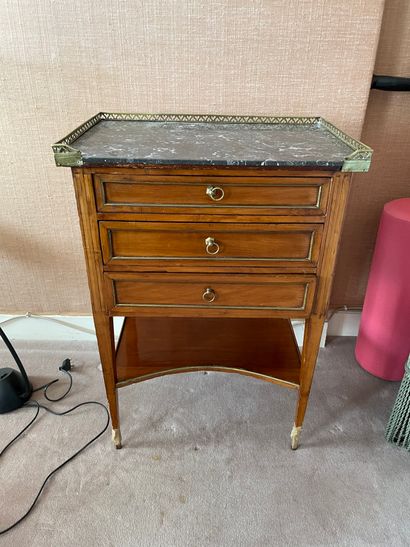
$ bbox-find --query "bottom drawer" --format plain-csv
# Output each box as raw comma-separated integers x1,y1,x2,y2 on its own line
106,273,316,318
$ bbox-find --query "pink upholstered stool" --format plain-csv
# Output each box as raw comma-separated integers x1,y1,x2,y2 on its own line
355,198,410,381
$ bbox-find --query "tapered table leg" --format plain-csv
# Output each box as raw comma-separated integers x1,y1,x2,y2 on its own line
94,313,122,448
292,314,325,449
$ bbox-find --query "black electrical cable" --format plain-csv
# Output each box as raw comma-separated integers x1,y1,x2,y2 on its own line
0,403,40,457
33,359,73,402
0,369,109,535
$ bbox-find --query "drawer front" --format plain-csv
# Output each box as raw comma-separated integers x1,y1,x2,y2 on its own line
100,221,323,268
106,273,316,318
94,174,330,216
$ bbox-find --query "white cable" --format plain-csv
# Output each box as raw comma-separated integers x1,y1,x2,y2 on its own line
0,316,25,326
0,313,96,336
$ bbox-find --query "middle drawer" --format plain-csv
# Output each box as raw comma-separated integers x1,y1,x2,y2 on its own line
99,221,323,269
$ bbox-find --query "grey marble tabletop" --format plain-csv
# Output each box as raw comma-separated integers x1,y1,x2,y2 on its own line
68,119,355,169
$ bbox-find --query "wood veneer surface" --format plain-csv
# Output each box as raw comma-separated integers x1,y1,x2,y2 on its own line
115,317,301,386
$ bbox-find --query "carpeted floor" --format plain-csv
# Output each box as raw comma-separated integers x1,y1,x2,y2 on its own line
0,337,409,546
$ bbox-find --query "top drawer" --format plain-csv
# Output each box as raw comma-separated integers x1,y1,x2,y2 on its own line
93,173,330,216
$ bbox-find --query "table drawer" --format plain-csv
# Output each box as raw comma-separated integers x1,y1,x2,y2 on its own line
94,174,330,216
106,273,316,318
100,221,323,268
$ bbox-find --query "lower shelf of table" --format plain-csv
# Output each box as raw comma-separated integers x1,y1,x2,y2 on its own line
115,317,301,389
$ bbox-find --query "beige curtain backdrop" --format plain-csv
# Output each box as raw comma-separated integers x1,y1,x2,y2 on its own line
332,0,410,307
0,1,385,314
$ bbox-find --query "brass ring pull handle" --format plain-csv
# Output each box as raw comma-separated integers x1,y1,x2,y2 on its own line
202,287,216,303
206,185,225,201
205,237,220,255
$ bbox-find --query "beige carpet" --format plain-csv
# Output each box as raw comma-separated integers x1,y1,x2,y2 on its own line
0,337,409,546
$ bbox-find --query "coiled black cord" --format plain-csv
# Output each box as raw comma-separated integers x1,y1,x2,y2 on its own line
0,364,109,535
33,358,73,401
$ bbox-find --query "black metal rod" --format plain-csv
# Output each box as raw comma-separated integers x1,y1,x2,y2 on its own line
0,326,31,390
371,74,410,91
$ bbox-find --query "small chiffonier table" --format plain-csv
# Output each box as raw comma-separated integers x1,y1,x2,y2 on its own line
53,114,372,450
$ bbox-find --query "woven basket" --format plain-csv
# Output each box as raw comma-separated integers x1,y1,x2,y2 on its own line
385,355,410,451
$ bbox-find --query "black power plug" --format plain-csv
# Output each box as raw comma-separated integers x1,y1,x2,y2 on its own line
59,358,71,372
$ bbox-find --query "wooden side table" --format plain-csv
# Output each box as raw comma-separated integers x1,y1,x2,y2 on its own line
53,114,372,449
